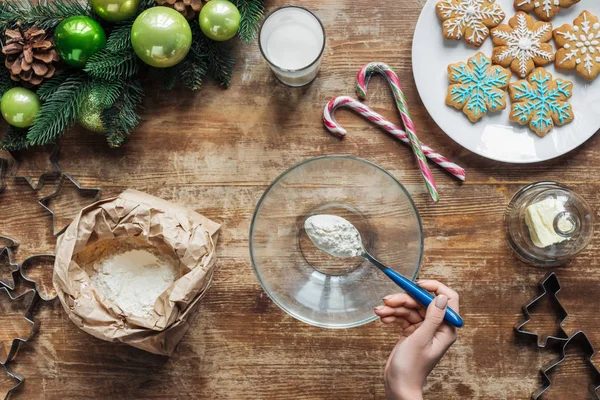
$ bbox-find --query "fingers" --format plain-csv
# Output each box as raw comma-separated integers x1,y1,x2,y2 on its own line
375,305,424,324
417,280,460,312
411,295,449,345
382,293,422,309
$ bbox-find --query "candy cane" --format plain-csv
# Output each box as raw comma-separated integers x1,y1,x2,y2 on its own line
324,96,466,182
357,62,438,202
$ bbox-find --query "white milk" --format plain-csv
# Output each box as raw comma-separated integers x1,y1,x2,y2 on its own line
260,7,325,86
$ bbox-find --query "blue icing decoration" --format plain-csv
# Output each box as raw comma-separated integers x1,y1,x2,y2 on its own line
448,53,510,121
510,69,573,135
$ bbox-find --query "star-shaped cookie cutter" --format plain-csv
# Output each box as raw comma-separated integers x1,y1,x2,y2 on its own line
0,287,39,366
38,173,101,236
514,272,569,348
1,363,23,400
9,144,60,190
0,248,20,291
19,254,57,301
533,330,600,399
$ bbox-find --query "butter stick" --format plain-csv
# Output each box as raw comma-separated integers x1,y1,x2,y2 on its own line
525,198,570,248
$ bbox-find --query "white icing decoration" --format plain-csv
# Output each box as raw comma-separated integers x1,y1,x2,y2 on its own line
492,13,553,77
556,12,600,76
517,0,560,19
437,0,505,44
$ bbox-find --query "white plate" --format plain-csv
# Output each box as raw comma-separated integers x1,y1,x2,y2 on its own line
412,0,600,163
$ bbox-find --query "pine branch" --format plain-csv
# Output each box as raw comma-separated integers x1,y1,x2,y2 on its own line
90,80,124,108
0,56,14,100
0,0,92,32
232,0,264,43
102,80,144,148
84,49,140,81
153,67,178,90
192,22,235,88
0,126,29,151
177,59,207,91
36,72,71,101
27,73,91,146
106,21,135,52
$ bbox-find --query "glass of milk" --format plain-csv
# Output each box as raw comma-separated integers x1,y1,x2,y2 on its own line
259,6,326,87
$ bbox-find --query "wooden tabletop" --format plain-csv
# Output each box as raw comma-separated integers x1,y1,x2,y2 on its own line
2,0,600,398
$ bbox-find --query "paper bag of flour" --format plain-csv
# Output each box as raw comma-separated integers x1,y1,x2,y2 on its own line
53,189,220,356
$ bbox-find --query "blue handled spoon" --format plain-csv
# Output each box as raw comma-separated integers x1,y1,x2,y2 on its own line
304,215,464,328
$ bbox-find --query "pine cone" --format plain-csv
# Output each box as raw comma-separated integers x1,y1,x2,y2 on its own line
155,0,208,20
2,27,60,86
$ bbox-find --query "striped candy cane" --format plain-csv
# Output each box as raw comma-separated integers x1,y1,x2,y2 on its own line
357,62,438,202
324,96,466,182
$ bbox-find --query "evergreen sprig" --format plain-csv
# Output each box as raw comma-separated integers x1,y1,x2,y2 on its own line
0,55,14,100
90,80,124,108
27,72,91,146
0,0,91,31
102,80,144,148
105,21,135,52
85,49,140,81
232,0,264,43
0,126,28,151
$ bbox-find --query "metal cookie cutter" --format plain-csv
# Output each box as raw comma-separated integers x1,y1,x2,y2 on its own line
0,287,39,366
20,254,58,301
533,330,600,399
38,173,101,236
0,248,20,291
9,144,60,190
1,363,24,400
515,272,569,348
0,235,18,251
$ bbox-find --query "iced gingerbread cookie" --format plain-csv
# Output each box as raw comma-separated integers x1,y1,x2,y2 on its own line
491,12,554,78
554,10,600,81
446,52,512,122
514,0,580,22
436,0,506,47
508,68,574,137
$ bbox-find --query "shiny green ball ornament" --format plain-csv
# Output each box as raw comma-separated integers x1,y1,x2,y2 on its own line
91,0,140,23
1,88,41,128
131,7,192,68
55,16,107,67
77,91,105,133
199,0,241,41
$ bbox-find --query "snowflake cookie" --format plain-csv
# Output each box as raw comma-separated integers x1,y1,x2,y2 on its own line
508,68,574,137
514,0,580,22
491,12,554,78
554,10,600,81
436,0,506,47
446,52,512,122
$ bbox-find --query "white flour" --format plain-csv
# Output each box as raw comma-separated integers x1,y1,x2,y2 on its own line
304,214,364,258
89,249,179,318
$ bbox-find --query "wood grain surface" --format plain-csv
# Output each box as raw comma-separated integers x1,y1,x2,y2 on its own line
1,0,600,398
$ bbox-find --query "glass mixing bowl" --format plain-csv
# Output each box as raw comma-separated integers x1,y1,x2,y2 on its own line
249,155,424,328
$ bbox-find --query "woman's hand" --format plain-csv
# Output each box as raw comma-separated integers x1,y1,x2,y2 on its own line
374,280,460,400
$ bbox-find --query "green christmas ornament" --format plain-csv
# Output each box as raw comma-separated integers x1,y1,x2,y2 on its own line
91,0,140,22
77,91,105,133
199,0,240,41
55,16,107,67
131,7,192,68
1,88,41,128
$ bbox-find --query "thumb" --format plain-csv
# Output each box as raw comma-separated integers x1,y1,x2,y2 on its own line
413,295,448,345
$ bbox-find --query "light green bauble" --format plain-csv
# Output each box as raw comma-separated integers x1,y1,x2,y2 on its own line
1,88,41,128
91,0,140,23
77,91,105,133
55,16,107,67
199,0,240,41
131,7,192,68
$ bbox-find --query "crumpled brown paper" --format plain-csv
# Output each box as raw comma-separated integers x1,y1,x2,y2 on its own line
53,189,220,356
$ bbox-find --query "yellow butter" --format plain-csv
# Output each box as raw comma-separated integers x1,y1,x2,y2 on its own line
525,198,569,248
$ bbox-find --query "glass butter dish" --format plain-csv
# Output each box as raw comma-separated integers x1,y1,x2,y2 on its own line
505,182,594,267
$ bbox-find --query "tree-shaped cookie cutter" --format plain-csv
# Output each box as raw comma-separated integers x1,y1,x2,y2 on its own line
533,331,600,399
514,272,570,348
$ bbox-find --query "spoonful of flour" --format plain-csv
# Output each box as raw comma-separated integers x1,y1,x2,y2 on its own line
304,214,364,258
